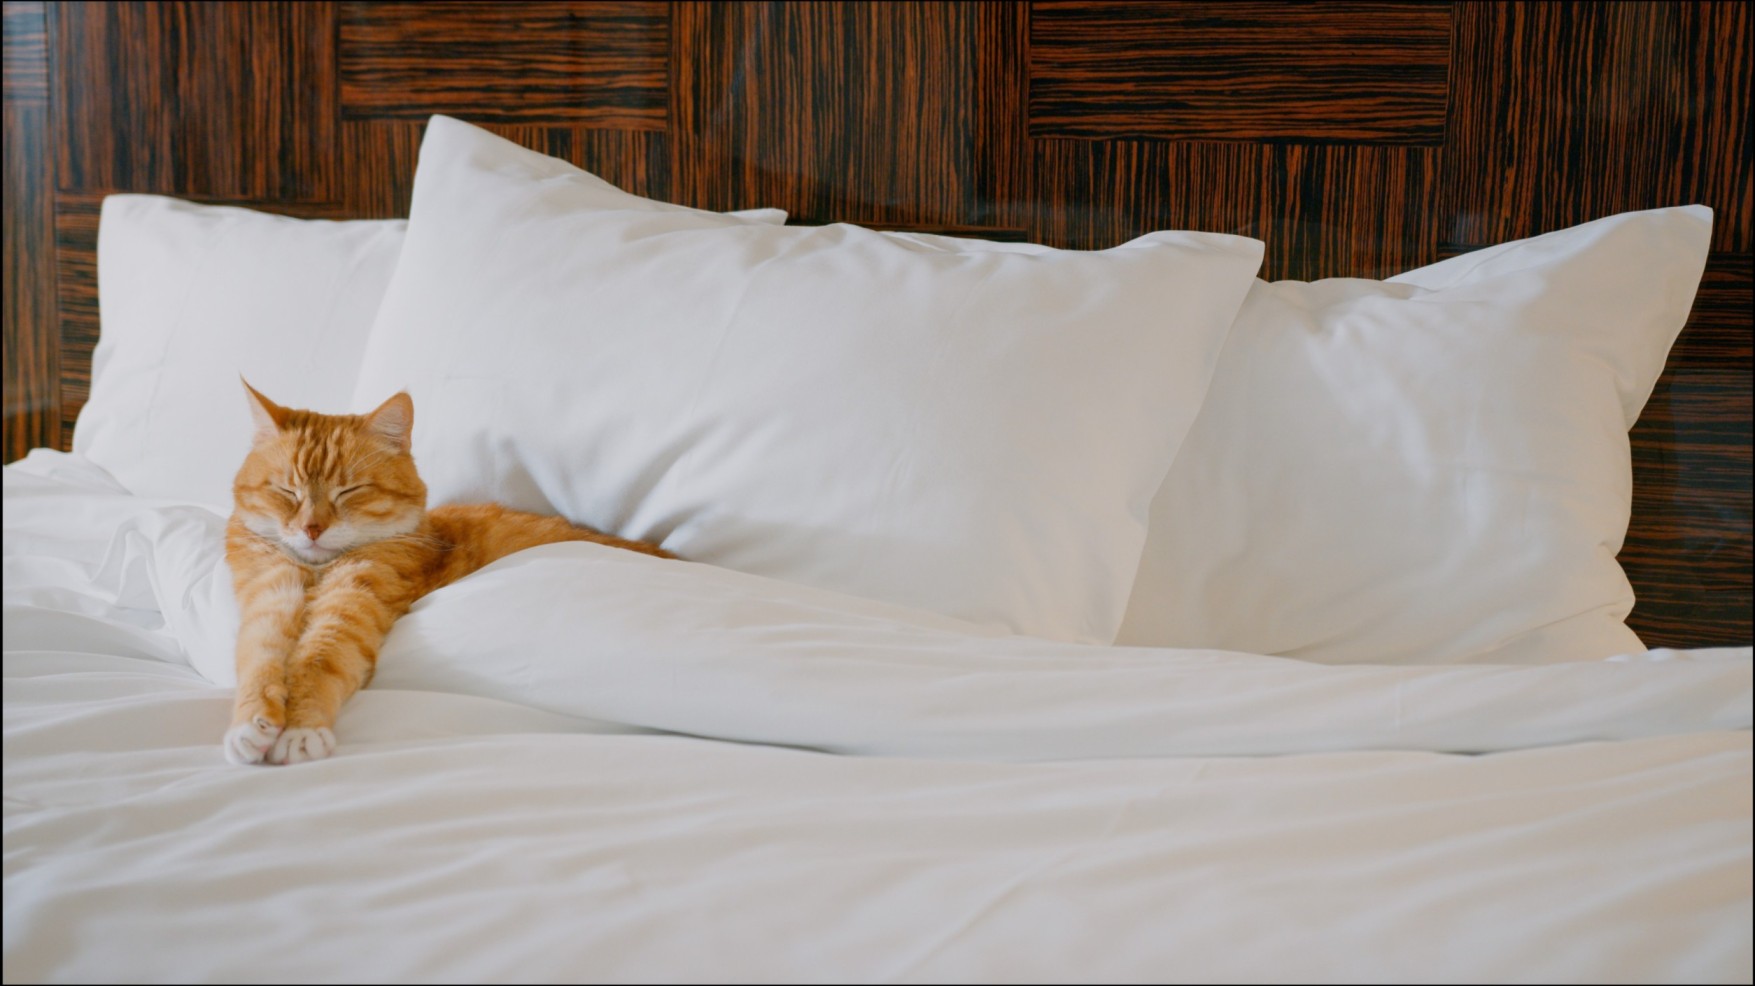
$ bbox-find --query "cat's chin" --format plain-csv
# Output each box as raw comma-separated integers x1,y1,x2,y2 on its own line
284,542,342,565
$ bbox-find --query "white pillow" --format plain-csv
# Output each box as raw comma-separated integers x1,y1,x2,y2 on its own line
352,116,1265,643
1116,207,1714,664
76,196,407,510
74,196,786,511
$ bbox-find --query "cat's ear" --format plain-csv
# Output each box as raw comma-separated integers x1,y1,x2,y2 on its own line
365,392,414,452
241,378,289,446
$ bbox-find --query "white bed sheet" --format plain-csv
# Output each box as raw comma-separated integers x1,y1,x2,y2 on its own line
5,451,1751,984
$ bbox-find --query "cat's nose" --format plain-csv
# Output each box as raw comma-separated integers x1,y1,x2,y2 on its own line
303,523,325,542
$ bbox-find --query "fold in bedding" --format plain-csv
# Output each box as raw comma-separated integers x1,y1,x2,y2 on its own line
5,451,1752,983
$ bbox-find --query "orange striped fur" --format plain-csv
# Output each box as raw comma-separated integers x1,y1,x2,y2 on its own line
223,381,670,765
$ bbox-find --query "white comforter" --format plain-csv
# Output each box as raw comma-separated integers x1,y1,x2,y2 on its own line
5,451,1751,984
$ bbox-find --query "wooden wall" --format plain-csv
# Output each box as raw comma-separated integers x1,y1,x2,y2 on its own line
2,1,1750,645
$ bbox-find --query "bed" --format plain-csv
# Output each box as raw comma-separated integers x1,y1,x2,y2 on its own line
4,3,1751,983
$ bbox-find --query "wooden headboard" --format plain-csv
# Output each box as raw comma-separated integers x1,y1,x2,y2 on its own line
4,2,1749,645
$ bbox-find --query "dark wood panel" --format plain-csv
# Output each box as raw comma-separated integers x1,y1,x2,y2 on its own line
51,3,173,194
1443,1,1752,253
1263,144,1444,279
970,2,1030,230
1663,254,1754,369
672,1,996,225
3,1,52,461
51,194,101,440
339,119,427,219
53,1,337,200
1033,140,1262,251
3,0,47,102
1622,252,1753,647
1029,1,1452,144
1033,139,1441,279
4,101,56,461
339,1,668,127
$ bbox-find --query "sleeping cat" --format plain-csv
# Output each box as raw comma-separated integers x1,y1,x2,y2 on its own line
224,381,670,765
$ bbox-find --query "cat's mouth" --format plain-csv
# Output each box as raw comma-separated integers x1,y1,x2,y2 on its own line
284,540,342,565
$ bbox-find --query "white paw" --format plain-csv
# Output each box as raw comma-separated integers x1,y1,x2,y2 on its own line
224,716,282,765
268,726,337,765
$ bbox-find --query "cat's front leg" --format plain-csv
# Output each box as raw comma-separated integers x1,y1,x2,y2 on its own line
225,564,310,764
269,558,407,764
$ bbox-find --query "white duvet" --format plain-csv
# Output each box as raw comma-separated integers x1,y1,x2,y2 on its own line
5,450,1751,984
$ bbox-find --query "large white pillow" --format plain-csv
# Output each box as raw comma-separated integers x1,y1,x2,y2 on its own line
352,116,1265,643
1116,207,1714,664
74,195,786,511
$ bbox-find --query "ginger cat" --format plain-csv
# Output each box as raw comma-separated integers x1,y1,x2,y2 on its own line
224,381,670,765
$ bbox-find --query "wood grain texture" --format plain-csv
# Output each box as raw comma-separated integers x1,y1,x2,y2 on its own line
53,1,337,200
970,2,1031,230
1033,139,1262,250
339,119,427,219
339,1,668,127
672,1,990,224
1443,1,1752,253
4,101,56,460
1033,139,1440,279
4,1,52,460
1029,1,1452,144
1622,252,1753,646
3,0,47,102
50,194,100,440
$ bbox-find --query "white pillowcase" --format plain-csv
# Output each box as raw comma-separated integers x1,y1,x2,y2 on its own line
74,195,786,511
76,195,407,510
1116,207,1714,664
352,116,1265,643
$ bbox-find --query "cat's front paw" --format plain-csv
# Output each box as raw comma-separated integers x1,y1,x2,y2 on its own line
268,726,337,765
224,715,283,765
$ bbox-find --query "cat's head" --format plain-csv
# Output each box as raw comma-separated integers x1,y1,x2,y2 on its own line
232,381,428,565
